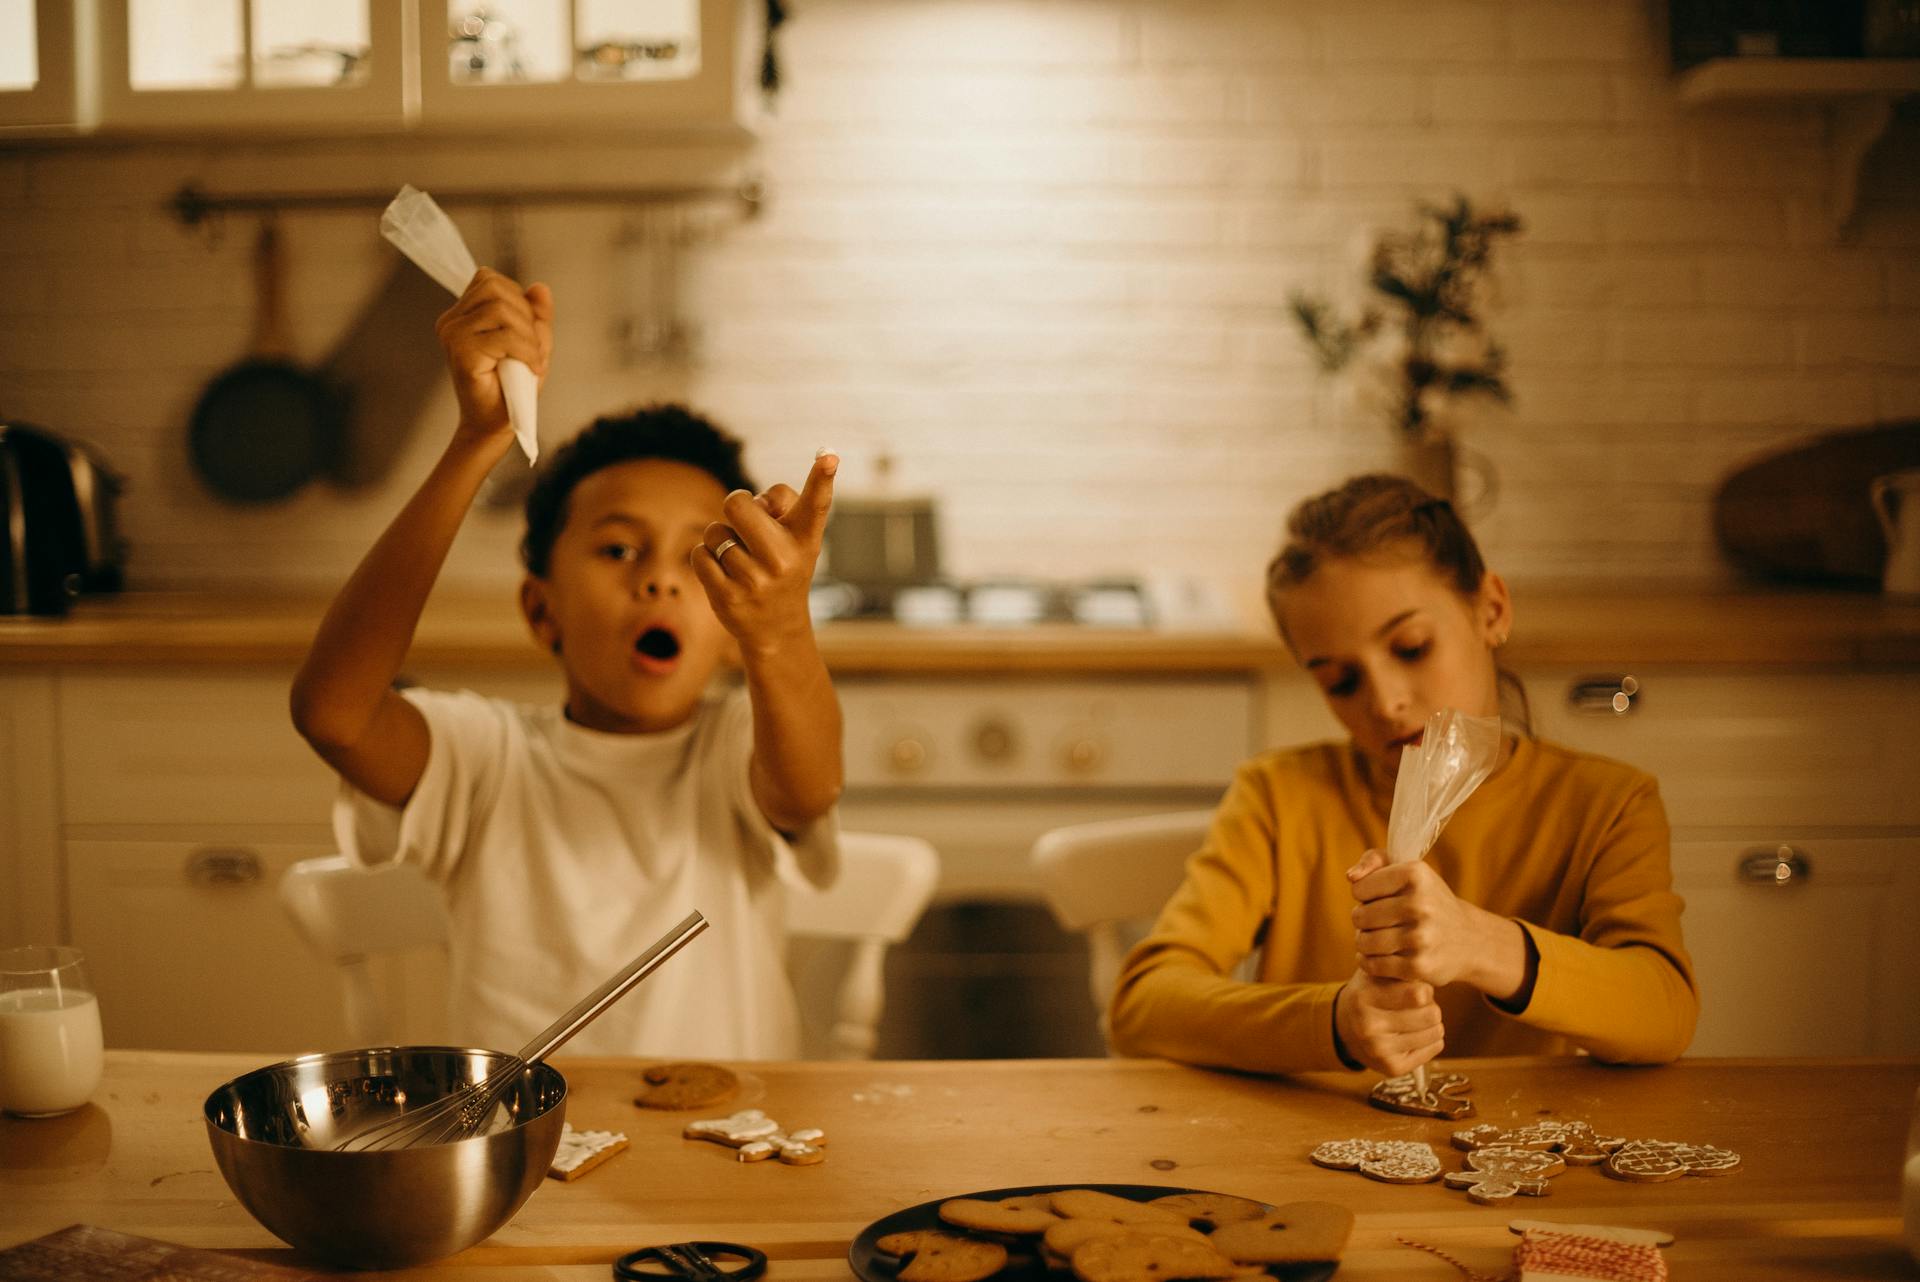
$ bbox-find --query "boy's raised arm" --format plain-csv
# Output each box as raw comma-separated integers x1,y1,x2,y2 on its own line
689,454,844,834
290,270,553,807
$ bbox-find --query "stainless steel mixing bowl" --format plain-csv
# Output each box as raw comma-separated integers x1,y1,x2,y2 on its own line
203,1046,567,1270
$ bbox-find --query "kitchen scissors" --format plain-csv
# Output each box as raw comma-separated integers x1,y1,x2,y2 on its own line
615,1241,770,1282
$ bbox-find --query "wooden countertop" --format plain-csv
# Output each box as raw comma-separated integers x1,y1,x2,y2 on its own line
2,1053,1915,1280
1,589,1918,671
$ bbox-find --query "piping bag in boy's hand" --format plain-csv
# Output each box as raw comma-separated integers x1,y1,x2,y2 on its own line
380,184,539,464
1383,706,1502,1103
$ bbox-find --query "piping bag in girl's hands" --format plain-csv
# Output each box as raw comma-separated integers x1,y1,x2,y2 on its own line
379,184,539,464
1383,706,1502,1101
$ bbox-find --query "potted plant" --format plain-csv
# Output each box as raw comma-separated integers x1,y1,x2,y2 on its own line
1289,195,1522,506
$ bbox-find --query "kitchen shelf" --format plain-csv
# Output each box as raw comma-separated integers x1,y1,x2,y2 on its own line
1676,57,1920,236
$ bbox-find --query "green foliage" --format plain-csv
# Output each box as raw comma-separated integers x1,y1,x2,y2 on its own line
1290,194,1522,441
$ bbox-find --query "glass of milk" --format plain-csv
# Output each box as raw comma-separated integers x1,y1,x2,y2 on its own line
0,945,105,1117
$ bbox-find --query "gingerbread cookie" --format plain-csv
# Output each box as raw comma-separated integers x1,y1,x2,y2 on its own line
1443,1146,1566,1203
1069,1232,1240,1282
1049,1189,1188,1227
1452,1120,1626,1166
939,1197,1061,1235
1204,1203,1354,1264
876,1230,1008,1282
1044,1219,1210,1257
1146,1192,1267,1229
637,1061,739,1110
1310,1138,1444,1184
684,1109,781,1148
547,1123,628,1181
1369,1070,1475,1119
1601,1139,1741,1183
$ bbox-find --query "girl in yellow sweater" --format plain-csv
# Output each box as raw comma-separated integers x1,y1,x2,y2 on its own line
1108,475,1697,1076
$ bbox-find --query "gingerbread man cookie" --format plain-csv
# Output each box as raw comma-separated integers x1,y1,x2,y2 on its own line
1370,1070,1476,1119
1602,1138,1741,1183
1443,1146,1566,1203
1453,1119,1627,1165
1309,1138,1444,1184
685,1109,827,1165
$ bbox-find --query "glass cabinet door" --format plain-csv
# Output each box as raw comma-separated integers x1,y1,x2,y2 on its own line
0,0,82,130
422,0,747,131
97,0,405,130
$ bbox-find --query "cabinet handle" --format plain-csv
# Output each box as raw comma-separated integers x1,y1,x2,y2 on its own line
186,847,264,887
887,736,930,775
1568,674,1640,715
971,717,1018,763
1061,736,1106,773
1738,844,1810,886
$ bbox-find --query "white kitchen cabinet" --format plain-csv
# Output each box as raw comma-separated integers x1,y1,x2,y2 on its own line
66,836,348,1052
1674,835,1920,1057
0,672,62,946
1522,667,1920,831
0,0,82,132
78,0,758,136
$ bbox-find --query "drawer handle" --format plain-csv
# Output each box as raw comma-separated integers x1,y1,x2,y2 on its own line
887,736,930,775
1061,736,1106,773
186,847,264,887
1739,845,1810,886
1568,674,1639,715
971,717,1018,763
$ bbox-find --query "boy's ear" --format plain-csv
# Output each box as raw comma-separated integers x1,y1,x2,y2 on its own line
520,576,560,655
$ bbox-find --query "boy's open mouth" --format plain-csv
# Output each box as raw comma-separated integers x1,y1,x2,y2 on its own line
633,627,682,670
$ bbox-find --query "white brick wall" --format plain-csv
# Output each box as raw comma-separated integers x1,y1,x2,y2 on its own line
0,0,1917,613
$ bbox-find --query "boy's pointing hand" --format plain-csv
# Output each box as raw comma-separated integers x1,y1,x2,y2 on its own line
692,452,839,654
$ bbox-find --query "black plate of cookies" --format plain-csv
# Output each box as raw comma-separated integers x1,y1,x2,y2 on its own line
849,1184,1345,1282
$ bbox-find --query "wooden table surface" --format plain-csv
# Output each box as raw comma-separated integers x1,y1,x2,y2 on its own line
3,1053,1916,1280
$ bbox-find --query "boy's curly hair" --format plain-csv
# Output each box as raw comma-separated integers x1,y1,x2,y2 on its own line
521,404,756,576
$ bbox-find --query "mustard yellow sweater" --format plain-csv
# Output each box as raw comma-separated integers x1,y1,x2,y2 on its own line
1108,735,1697,1073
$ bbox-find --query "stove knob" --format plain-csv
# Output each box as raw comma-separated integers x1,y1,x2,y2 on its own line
971,717,1018,763
887,734,930,775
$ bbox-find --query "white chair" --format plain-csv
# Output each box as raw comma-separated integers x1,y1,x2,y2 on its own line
1030,810,1215,1029
280,832,940,1060
785,831,941,1060
278,854,453,1047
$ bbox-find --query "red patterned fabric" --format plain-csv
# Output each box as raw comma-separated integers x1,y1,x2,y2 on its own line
1514,1230,1667,1281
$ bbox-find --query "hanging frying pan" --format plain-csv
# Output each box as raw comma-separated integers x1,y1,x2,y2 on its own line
188,218,344,503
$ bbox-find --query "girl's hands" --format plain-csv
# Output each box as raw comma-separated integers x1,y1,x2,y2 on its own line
692,452,838,654
1333,969,1443,1076
434,268,554,440
1346,847,1497,989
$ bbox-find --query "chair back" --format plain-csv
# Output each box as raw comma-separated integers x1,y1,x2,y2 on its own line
785,831,940,1059
1030,810,1214,1024
278,855,451,1047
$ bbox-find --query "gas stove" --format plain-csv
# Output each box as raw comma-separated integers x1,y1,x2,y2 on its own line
810,577,1151,628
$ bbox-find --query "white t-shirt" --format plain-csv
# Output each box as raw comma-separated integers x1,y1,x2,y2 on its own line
333,685,839,1060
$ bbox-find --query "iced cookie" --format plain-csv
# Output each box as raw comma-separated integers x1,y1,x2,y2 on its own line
1443,1146,1566,1203
684,1109,781,1148
547,1123,628,1181
1369,1071,1475,1119
1602,1139,1742,1183
1204,1203,1354,1264
1453,1120,1626,1165
638,1061,740,1110
1309,1138,1444,1184
876,1230,1009,1282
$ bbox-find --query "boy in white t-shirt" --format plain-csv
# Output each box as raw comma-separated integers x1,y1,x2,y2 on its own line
290,267,843,1059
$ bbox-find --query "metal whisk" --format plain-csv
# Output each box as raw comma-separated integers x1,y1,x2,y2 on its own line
335,909,708,1151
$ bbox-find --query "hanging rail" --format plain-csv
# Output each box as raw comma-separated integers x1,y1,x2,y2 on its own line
168,178,763,227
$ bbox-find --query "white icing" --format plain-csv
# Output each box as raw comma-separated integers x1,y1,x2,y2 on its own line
551,1122,627,1173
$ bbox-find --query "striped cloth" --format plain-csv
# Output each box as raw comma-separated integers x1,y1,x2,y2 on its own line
1514,1229,1667,1282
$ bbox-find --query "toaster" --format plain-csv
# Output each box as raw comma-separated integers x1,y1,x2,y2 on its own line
0,421,126,616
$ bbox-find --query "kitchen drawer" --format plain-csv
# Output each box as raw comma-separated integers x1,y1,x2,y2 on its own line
58,671,334,826
66,837,348,1052
1674,835,1920,1056
1523,667,1920,829
838,677,1256,790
